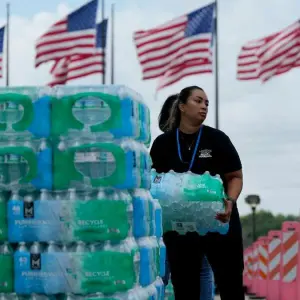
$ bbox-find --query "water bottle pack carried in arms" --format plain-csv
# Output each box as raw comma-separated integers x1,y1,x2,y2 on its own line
150,167,229,235
0,85,166,300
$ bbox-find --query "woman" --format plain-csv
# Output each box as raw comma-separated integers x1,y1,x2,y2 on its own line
158,94,215,300
150,86,244,300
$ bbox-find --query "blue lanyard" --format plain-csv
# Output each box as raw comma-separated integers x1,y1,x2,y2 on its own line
176,126,203,171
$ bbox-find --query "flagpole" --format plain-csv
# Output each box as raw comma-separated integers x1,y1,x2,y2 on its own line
101,0,106,84
6,2,10,87
110,3,115,84
214,0,219,129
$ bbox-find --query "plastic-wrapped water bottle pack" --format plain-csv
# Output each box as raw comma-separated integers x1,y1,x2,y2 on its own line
0,85,165,299
150,169,229,236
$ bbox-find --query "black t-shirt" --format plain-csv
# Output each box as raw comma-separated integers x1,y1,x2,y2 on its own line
150,125,242,231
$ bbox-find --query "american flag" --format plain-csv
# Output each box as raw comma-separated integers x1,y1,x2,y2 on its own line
35,0,98,68
0,26,5,78
49,20,108,86
133,3,215,91
237,20,300,82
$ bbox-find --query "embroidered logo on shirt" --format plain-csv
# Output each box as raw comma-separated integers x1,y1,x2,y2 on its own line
198,149,212,158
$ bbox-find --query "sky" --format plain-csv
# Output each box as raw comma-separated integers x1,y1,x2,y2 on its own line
0,0,299,216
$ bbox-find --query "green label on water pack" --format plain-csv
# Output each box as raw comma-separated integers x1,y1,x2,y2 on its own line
182,173,224,202
78,250,138,294
71,199,130,242
0,201,7,241
0,255,13,292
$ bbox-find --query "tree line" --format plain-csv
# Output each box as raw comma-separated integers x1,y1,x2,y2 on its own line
241,210,298,247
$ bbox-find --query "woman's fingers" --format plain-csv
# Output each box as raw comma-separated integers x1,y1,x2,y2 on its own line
216,212,230,223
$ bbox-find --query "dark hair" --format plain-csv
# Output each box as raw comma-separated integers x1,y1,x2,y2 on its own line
158,94,178,132
164,86,203,131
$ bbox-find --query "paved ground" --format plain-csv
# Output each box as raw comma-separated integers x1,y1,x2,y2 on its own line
215,296,250,300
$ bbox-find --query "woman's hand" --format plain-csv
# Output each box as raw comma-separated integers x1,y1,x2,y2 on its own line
216,199,233,223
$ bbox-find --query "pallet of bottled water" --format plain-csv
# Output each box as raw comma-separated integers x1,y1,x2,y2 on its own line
0,85,165,299
150,170,229,236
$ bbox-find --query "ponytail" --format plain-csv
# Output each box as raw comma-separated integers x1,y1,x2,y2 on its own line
164,98,181,131
158,94,178,132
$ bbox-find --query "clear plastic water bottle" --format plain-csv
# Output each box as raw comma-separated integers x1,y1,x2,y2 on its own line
82,96,110,131
138,237,156,287
5,101,23,127
0,154,7,187
155,277,165,300
34,139,52,190
75,241,87,253
150,169,182,204
14,242,29,295
153,199,163,239
38,189,51,201
30,241,42,255
68,188,77,201
145,284,158,300
84,289,146,300
44,242,66,294
23,193,35,226
61,243,69,253
120,140,140,189
148,195,156,237
119,190,134,238
27,242,44,294
46,241,60,253
7,191,22,242
158,238,166,279
131,189,150,239
138,145,151,190
6,142,21,188
30,294,51,300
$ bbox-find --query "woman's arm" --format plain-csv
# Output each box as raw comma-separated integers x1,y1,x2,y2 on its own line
215,131,243,222
224,169,243,202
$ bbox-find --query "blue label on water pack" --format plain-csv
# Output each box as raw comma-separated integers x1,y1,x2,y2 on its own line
28,96,51,138
159,242,166,278
140,153,151,190
111,97,136,139
31,147,52,190
139,246,153,287
149,201,155,237
132,196,150,238
14,251,44,294
155,205,162,239
155,280,165,300
8,200,67,242
14,251,74,294
114,150,138,190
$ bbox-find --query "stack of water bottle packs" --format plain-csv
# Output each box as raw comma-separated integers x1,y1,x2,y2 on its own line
0,85,166,299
